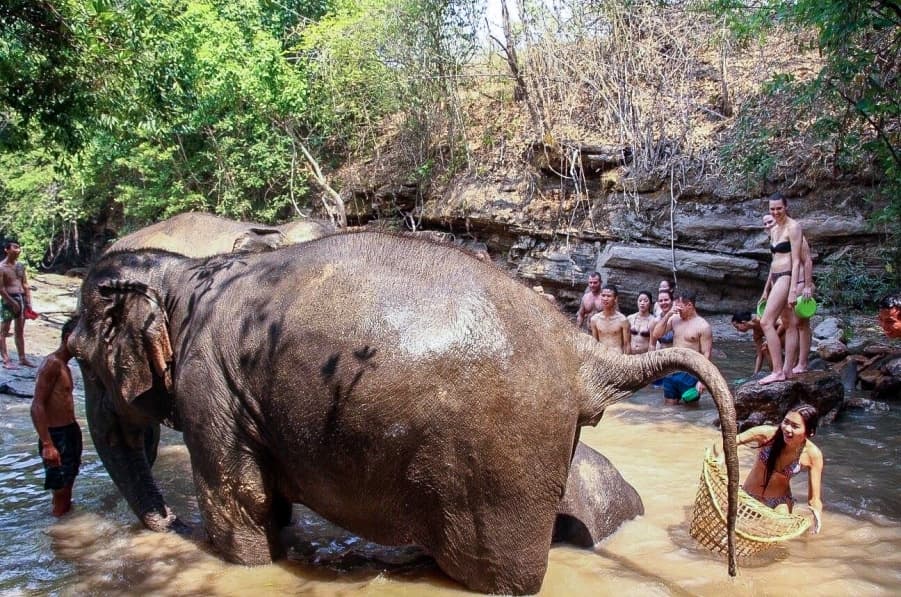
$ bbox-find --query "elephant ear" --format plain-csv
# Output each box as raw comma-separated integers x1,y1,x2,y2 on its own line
99,280,174,404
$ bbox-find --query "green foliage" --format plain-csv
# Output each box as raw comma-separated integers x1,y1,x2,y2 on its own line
1,0,486,260
702,0,901,295
816,253,894,310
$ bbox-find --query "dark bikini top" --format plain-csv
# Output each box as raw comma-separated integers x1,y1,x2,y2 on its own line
759,445,802,478
771,240,791,254
630,328,651,337
658,330,674,344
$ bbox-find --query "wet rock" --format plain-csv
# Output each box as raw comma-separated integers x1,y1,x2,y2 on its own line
554,442,643,547
817,340,848,362
813,318,844,344
836,357,859,392
883,357,901,378
733,370,844,428
0,379,35,398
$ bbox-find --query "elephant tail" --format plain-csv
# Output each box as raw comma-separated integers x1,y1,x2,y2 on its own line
575,335,739,577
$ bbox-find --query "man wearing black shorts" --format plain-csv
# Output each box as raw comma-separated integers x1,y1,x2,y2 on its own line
31,318,81,516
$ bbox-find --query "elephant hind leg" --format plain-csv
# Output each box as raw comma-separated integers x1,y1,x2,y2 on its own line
429,507,555,594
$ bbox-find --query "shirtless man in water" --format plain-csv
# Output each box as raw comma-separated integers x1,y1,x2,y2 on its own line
653,290,712,404
31,318,82,516
589,284,630,354
1,240,35,368
576,272,604,331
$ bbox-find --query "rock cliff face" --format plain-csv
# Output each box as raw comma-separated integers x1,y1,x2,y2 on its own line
341,143,883,315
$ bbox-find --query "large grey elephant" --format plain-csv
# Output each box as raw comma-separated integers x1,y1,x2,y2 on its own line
106,212,335,256
70,232,738,594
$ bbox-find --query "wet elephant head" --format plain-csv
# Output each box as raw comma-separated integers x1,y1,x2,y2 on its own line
70,232,738,594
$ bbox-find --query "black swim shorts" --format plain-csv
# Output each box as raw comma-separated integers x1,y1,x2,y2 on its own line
38,422,83,491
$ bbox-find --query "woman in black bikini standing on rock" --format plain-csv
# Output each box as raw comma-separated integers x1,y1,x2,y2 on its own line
759,193,804,385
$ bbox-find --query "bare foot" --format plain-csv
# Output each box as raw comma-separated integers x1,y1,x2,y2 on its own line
2,362,18,370
19,359,36,368
758,371,786,385
792,365,808,374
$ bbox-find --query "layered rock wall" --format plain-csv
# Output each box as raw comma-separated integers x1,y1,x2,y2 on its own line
342,143,883,315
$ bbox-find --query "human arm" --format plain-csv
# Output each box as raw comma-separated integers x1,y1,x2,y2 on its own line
806,443,824,532
713,425,776,458
30,361,62,467
651,310,676,347
621,319,631,355
576,297,589,329
17,263,31,307
787,221,804,305
761,267,773,302
590,317,600,342
801,237,814,299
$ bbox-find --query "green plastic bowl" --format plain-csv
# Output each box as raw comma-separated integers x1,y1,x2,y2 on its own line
681,387,700,403
795,297,817,319
756,300,767,317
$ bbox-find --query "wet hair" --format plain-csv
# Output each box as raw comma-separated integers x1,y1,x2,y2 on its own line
637,290,653,302
3,240,19,250
762,402,819,491
601,283,619,296
61,317,79,341
732,311,753,323
588,272,601,281
675,289,698,305
657,289,672,302
879,293,901,310
769,191,788,207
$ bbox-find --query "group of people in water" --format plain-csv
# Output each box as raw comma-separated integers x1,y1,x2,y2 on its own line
576,274,712,404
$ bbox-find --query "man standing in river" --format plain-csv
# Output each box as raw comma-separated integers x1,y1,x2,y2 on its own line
31,318,82,517
589,284,630,354
576,272,605,331
653,290,712,404
1,240,35,369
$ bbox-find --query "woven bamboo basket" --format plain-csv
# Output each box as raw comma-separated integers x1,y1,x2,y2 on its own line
689,448,811,556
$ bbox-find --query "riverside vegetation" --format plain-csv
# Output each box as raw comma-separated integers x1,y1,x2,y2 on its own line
1,0,898,309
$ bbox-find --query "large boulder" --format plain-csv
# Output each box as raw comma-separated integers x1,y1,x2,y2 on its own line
553,442,644,547
733,370,844,429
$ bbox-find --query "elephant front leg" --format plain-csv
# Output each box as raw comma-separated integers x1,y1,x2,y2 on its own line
190,450,287,566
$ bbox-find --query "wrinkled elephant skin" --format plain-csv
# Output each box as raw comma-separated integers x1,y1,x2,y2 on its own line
554,442,644,547
70,232,738,595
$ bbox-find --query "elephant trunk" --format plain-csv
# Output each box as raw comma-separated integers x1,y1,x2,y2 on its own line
83,373,188,534
575,337,738,576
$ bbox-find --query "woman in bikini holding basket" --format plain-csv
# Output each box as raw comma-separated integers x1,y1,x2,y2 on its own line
759,193,804,385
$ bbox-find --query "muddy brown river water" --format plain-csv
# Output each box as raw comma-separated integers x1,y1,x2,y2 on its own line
1,334,899,595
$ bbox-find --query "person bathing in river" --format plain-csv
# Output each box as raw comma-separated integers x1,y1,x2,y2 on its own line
627,290,656,355
877,292,901,339
718,403,824,532
653,279,674,318
759,193,804,385
732,311,785,375
589,283,630,354
1,240,35,369
649,289,674,351
576,272,604,331
30,318,82,517
652,290,712,404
